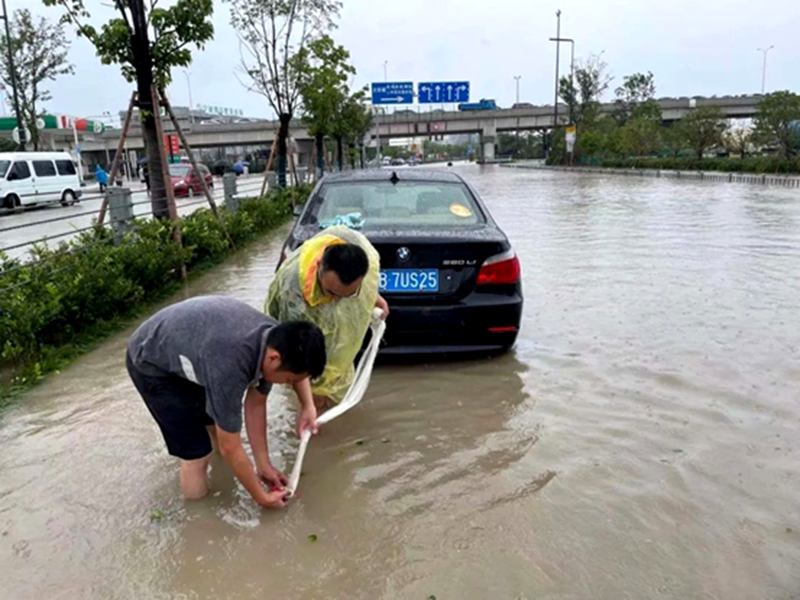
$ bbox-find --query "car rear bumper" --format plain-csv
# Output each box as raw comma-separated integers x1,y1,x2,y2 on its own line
380,291,523,354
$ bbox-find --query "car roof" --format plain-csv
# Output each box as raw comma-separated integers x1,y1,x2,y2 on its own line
320,169,466,184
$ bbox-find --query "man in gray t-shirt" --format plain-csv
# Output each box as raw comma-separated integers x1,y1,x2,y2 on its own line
127,296,326,509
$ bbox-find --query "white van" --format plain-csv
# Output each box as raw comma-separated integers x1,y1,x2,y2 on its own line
0,152,83,209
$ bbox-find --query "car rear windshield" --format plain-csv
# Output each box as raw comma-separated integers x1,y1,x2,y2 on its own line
313,181,485,228
169,164,191,177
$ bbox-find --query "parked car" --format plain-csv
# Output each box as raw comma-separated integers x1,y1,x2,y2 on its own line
169,163,214,197
390,157,406,166
0,152,83,209
282,170,523,354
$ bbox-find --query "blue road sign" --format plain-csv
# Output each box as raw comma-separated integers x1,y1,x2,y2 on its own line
371,82,414,105
418,81,470,104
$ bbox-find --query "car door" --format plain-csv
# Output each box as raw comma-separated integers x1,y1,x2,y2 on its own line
7,160,36,206
32,159,60,203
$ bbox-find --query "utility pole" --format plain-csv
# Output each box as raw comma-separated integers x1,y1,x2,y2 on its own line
383,60,388,82
1,0,25,150
757,46,774,94
514,75,521,104
550,37,575,123
183,70,195,126
548,9,562,158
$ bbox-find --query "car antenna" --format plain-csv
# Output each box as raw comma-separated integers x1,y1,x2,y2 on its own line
390,171,399,185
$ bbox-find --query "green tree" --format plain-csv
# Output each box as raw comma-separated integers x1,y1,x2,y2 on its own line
44,0,215,218
231,0,341,187
558,54,612,129
332,89,372,170
614,71,656,125
678,106,727,159
557,54,612,162
0,9,73,150
752,91,800,158
619,115,662,157
662,123,687,158
293,35,352,178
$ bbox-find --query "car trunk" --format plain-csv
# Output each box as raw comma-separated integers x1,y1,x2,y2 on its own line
366,227,508,305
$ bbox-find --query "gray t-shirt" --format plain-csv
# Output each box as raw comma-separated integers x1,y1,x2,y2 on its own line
128,296,276,432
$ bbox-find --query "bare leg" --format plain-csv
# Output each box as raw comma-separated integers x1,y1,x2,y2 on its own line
180,453,212,500
206,425,219,453
313,394,334,414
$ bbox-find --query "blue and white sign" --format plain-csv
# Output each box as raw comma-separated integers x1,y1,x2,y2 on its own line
418,81,470,104
371,82,414,105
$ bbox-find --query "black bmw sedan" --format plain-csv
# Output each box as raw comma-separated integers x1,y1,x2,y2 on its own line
280,169,523,354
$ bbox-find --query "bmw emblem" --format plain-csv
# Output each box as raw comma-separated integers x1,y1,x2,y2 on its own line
397,246,410,261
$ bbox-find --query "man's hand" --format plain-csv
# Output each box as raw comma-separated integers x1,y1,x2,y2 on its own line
297,403,319,437
375,294,390,320
258,488,291,510
258,463,289,489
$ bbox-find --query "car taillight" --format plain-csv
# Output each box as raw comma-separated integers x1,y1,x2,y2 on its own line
477,250,520,285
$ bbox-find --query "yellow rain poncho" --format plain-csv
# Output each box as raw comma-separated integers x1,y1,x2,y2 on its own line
265,225,380,402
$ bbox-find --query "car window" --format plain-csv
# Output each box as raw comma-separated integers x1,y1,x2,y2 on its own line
169,164,191,178
55,160,77,176
8,161,31,180
313,181,485,228
199,165,210,176
33,160,57,177
0,160,9,178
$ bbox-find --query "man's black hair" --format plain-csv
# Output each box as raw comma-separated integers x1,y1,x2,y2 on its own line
321,244,369,285
268,321,326,378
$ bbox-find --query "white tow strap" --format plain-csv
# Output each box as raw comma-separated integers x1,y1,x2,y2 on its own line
286,308,386,497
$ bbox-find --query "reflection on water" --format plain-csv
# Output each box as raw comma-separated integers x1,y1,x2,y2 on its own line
1,166,799,599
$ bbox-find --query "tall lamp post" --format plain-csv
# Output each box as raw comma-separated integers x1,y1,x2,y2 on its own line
514,75,522,104
1,0,25,150
550,36,575,123
183,70,195,126
757,46,774,94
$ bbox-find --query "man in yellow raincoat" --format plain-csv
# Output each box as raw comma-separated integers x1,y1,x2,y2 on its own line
266,225,389,417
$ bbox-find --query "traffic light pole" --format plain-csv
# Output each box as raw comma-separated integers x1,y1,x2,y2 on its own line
1,0,25,150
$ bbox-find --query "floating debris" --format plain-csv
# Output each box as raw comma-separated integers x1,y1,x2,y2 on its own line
308,534,318,542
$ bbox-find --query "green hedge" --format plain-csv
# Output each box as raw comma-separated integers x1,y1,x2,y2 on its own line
547,155,800,174
0,185,311,397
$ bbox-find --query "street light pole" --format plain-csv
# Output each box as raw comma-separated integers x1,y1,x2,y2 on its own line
550,37,575,123
757,46,774,94
183,70,195,126
514,75,521,104
1,0,25,150
383,61,388,82
549,9,561,158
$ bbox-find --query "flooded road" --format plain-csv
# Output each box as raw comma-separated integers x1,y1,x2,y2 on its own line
1,165,799,599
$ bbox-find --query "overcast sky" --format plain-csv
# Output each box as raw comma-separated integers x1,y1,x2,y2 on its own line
9,0,799,121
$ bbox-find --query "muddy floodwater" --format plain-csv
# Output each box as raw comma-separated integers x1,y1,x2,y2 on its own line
1,165,799,599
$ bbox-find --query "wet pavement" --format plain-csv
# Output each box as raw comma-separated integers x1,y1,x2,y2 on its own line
1,164,799,599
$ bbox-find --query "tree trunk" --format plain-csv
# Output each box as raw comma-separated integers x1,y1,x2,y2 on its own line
315,132,324,179
335,135,343,171
348,143,357,170
359,144,365,169
276,113,291,188
129,0,169,218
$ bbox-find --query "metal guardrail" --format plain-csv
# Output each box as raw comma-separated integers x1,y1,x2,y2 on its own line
502,163,800,188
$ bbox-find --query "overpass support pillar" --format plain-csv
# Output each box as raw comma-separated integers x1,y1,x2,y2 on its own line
481,121,497,163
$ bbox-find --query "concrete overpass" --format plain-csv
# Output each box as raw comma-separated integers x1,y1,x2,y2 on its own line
73,94,764,163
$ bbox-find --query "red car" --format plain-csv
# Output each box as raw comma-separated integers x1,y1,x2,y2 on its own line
169,163,214,197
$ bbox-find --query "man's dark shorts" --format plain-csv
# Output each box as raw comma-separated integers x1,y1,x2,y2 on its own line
126,352,215,460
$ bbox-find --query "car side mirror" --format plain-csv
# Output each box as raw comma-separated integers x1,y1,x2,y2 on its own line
293,203,305,217
7,172,18,181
